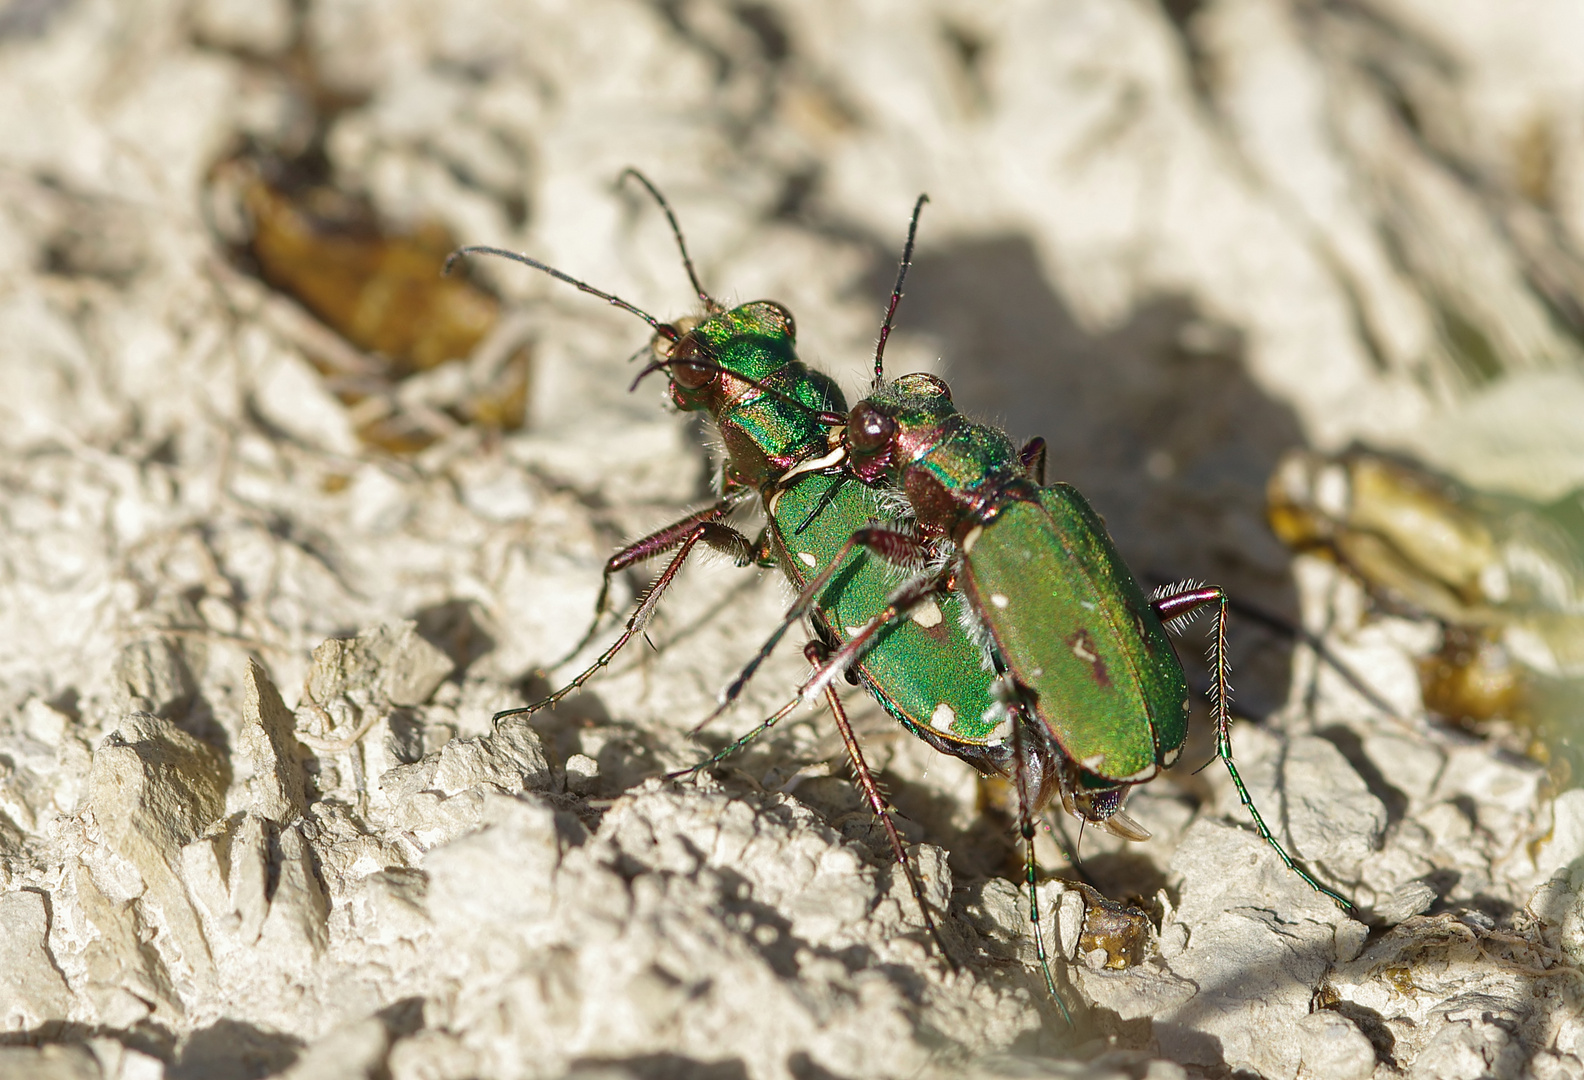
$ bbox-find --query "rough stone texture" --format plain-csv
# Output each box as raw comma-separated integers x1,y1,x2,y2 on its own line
0,889,74,1031
0,1044,103,1080
240,658,308,823
1,1,1582,1078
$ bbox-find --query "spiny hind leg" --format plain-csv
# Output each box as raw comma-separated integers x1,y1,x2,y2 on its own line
1009,702,1074,1026
1151,583,1352,910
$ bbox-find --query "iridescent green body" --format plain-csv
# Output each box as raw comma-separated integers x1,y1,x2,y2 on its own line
454,187,1097,1015
847,373,1189,807
960,489,1188,786
667,304,1003,749
769,471,1004,744
841,362,1352,913
668,302,837,487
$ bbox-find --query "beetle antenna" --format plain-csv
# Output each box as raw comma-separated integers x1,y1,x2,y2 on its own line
872,193,929,390
444,246,679,342
619,168,720,314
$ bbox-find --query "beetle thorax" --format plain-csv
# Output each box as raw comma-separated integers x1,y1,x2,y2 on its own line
847,378,1022,541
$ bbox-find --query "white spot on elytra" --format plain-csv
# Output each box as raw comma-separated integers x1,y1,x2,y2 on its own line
796,551,817,568
1071,638,1097,662
987,717,1011,744
844,626,865,637
930,703,955,731
990,593,1009,609
911,598,943,628
962,525,984,552
1082,753,1106,772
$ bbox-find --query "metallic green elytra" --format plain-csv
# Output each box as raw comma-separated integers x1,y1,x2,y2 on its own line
844,370,1193,829
768,470,1004,746
958,488,1188,787
841,351,1351,908
658,312,1009,762
681,193,1347,1024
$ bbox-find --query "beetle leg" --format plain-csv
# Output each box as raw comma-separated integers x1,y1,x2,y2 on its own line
547,496,749,672
1158,584,1354,911
691,523,933,732
667,695,803,780
1150,581,1220,634
494,515,754,725
1011,706,1075,1026
808,640,958,972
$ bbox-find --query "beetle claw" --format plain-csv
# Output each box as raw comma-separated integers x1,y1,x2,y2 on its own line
1099,808,1151,842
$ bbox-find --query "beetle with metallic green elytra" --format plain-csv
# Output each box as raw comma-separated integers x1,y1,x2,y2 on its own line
722,201,1353,915
445,176,1085,1018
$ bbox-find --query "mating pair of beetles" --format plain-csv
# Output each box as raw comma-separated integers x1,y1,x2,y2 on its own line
450,171,1349,1019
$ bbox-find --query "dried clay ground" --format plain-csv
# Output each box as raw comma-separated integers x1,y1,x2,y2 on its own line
2,1,1584,1079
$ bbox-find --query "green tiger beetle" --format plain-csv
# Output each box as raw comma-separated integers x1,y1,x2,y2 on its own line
446,173,1088,1017
718,204,1354,922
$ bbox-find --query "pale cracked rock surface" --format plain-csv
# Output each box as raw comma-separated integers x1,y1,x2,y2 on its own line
2,1,1583,1078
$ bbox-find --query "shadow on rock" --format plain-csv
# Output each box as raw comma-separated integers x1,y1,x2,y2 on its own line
569,1052,750,1080
413,599,497,679
172,1018,303,1080
879,235,1309,719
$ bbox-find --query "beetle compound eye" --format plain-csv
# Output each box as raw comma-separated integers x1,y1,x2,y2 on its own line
745,300,796,341
669,335,716,390
847,403,897,454
894,372,951,401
